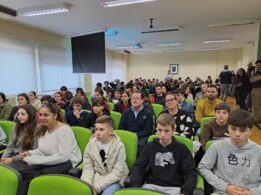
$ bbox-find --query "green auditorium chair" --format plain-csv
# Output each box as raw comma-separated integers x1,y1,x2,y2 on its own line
0,120,15,143
205,140,214,151
71,126,92,155
148,135,204,195
0,164,21,195
152,103,164,119
114,188,168,195
27,174,93,195
0,120,16,155
60,109,66,120
114,130,138,170
184,98,193,104
110,111,122,129
200,117,215,137
108,102,115,111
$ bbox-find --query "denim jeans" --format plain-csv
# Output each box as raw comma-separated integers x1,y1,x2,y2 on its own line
101,183,121,195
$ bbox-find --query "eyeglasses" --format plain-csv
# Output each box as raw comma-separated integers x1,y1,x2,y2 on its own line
165,98,176,103
131,97,141,100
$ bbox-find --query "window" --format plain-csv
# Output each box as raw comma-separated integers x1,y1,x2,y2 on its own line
0,36,36,96
39,45,80,92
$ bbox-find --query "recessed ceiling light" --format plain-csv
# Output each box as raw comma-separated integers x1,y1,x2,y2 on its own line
203,38,232,43
18,3,70,16
132,51,151,54
157,42,181,47
101,0,156,7
199,47,221,51
164,49,184,53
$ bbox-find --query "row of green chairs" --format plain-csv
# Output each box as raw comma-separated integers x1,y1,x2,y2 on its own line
0,164,169,195
72,127,204,194
0,124,204,195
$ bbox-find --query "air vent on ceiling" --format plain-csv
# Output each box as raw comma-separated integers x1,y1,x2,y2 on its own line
0,4,17,18
141,18,179,34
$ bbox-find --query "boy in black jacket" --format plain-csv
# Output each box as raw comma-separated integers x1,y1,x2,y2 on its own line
130,113,197,195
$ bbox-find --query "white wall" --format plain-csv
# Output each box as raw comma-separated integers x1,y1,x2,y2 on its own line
90,50,128,93
127,49,238,81
235,41,258,69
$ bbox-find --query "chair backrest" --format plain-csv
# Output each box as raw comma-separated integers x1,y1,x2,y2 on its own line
206,140,214,151
114,188,168,195
60,109,66,119
110,111,122,129
152,103,164,119
200,117,215,137
71,126,92,155
108,102,115,111
0,120,16,142
114,130,138,170
148,134,193,154
0,164,21,195
184,98,193,104
27,174,93,195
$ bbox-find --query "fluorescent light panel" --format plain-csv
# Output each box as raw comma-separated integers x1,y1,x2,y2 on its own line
132,51,151,54
18,3,70,16
101,0,156,7
203,38,232,44
164,49,184,53
157,42,181,47
199,47,221,51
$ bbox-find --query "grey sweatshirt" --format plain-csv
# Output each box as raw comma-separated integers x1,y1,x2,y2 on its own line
0,126,7,146
198,138,261,195
2,128,38,162
23,124,82,167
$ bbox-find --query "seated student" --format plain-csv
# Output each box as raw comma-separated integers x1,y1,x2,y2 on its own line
194,83,208,107
28,91,42,111
75,91,91,110
111,89,122,104
130,113,197,195
173,89,195,120
195,85,223,123
0,92,12,120
1,104,38,164
93,87,110,112
40,95,53,105
81,115,129,195
60,85,73,103
0,126,7,150
119,91,153,149
86,100,110,131
17,103,81,195
53,92,66,109
8,93,30,121
114,91,130,114
66,97,90,128
198,110,261,195
149,84,165,106
160,93,195,140
200,103,230,151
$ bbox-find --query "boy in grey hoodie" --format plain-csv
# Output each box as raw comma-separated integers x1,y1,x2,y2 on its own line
198,110,261,195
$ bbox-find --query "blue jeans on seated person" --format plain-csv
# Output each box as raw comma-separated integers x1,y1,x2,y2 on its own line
101,183,121,195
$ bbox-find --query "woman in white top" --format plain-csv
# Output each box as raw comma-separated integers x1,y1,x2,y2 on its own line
17,103,81,195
